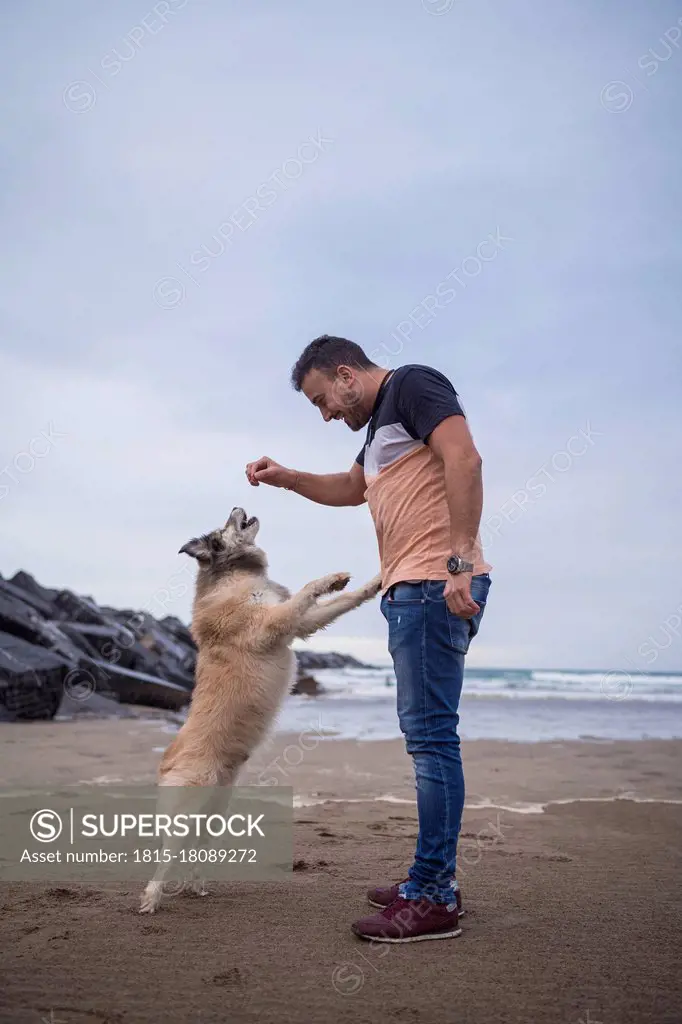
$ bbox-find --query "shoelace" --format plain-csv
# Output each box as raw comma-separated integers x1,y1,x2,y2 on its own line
381,895,457,920
381,896,419,921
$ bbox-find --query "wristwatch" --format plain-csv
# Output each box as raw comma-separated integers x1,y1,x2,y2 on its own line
447,554,474,575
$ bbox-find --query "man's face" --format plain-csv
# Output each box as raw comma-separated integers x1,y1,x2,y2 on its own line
301,366,370,432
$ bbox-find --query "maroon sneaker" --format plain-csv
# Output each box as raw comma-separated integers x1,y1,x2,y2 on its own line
352,896,462,943
367,879,464,916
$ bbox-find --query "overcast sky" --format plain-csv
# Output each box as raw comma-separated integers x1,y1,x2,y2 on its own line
1,0,680,671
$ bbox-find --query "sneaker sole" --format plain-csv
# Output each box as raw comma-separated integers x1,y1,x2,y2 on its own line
367,897,465,916
353,926,463,943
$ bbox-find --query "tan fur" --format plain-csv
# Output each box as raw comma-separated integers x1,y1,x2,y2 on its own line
140,507,381,912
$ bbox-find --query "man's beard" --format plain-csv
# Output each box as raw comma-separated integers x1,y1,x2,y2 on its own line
344,406,369,431
340,386,370,431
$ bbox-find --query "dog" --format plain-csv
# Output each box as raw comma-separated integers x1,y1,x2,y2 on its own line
139,506,381,913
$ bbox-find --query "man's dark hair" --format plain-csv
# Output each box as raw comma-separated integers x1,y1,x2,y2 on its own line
290,335,375,391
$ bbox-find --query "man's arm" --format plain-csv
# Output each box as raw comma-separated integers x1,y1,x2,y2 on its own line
428,416,483,618
245,456,366,507
428,416,483,562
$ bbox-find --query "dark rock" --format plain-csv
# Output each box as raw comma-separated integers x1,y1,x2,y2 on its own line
150,652,195,689
62,660,118,701
89,660,191,712
0,586,48,645
160,615,195,649
0,589,112,704
146,622,196,670
295,650,372,671
34,621,115,697
58,621,178,683
291,673,326,696
110,611,196,682
62,622,120,640
59,622,128,660
0,631,67,720
55,623,102,660
37,620,92,668
53,590,113,626
9,570,60,607
0,578,56,619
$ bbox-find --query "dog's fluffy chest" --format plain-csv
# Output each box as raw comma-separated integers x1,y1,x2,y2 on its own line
249,583,288,607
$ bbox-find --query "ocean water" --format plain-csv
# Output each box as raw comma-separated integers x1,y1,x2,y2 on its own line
275,666,682,742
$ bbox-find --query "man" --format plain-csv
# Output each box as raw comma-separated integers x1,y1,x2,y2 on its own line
245,335,491,942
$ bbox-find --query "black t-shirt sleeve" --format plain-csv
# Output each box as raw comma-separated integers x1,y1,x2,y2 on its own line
355,445,366,467
395,367,465,441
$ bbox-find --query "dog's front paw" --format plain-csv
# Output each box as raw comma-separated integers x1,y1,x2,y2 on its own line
325,572,351,593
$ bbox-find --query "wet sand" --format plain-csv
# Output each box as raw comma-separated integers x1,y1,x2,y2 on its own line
0,718,680,1023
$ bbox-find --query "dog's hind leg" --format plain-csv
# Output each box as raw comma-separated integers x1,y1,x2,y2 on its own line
187,783,235,898
140,771,217,914
139,776,183,914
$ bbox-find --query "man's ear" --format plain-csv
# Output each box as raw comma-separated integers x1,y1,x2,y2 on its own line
178,537,210,562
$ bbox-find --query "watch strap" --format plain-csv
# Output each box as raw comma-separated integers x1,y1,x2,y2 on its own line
448,556,474,575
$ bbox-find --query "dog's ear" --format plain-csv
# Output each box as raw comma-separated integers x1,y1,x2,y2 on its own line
179,537,210,562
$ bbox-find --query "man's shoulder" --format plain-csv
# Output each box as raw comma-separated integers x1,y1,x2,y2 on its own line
392,364,455,391
394,363,432,373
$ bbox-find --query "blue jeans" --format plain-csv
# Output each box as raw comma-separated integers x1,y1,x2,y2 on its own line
381,574,491,904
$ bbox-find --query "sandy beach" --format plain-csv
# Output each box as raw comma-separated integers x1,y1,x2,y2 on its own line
1,717,681,1024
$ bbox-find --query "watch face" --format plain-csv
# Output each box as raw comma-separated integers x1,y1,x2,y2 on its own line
448,556,460,573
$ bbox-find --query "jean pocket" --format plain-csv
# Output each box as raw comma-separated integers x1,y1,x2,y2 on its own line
471,573,491,605
447,576,490,654
382,594,424,655
385,582,425,605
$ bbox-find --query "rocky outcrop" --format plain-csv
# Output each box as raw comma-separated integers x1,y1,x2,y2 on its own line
0,569,373,719
294,650,369,671
290,649,375,696
291,673,326,696
0,571,196,720
0,631,66,720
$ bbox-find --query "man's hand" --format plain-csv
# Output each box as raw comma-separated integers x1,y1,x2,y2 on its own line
444,573,480,619
245,456,296,489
